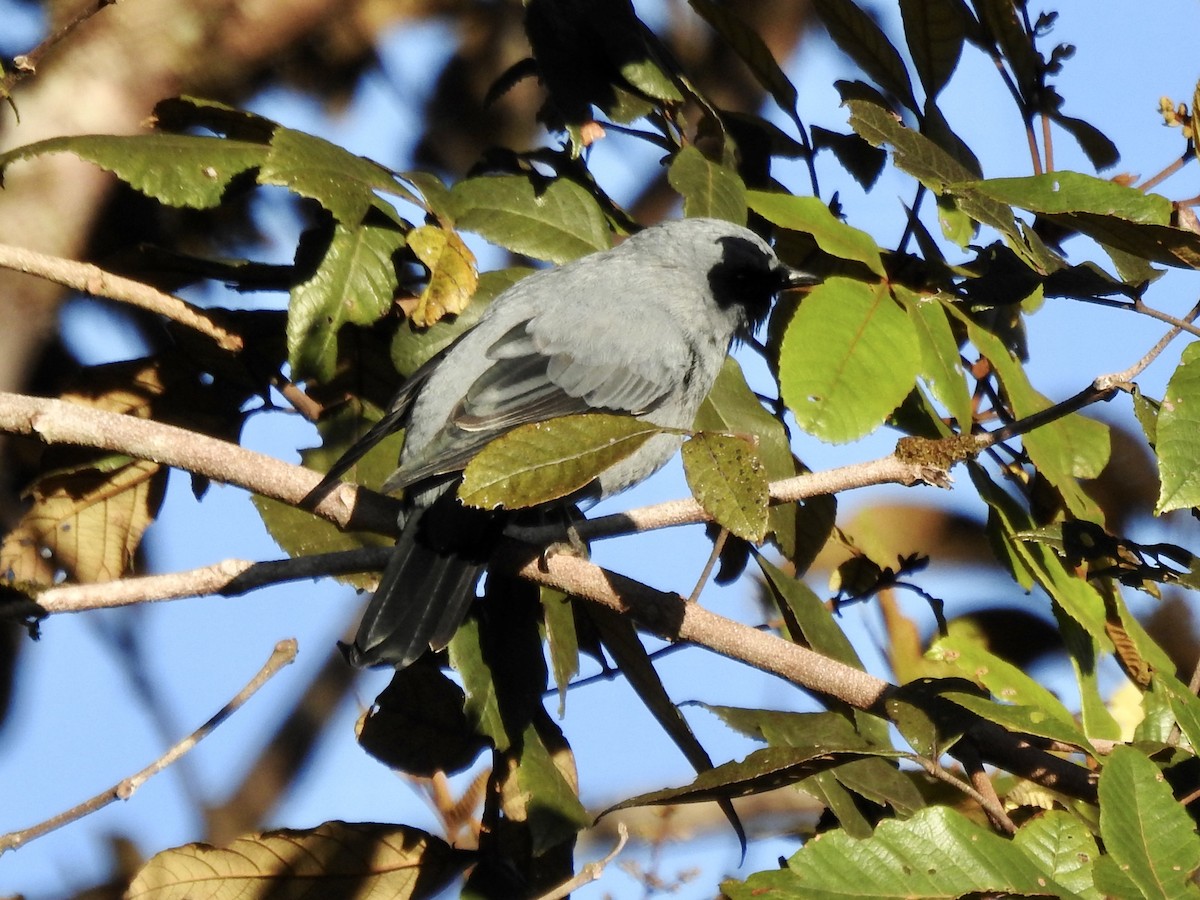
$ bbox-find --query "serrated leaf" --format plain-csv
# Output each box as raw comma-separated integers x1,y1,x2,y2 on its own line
127,821,467,899
688,0,801,127
961,172,1171,224
780,278,920,443
969,465,1110,646
1099,745,1200,899
725,806,1089,899
459,413,666,509
755,555,864,669
929,634,1076,726
449,174,611,263
899,0,969,99
405,224,478,327
748,190,885,276
1156,343,1200,513
508,718,591,855
1010,811,1102,900
667,146,747,224
259,127,412,225
681,431,768,542
811,0,918,112
286,219,406,382
944,691,1094,754
0,133,268,209
448,616,507,750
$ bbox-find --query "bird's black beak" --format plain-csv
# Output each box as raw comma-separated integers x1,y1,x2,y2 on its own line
779,265,822,290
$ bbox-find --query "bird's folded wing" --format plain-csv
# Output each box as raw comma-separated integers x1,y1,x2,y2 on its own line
384,309,689,492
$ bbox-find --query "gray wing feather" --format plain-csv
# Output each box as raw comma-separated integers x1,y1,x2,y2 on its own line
383,305,691,493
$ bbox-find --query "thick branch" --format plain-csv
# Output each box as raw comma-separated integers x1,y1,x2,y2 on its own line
0,391,398,535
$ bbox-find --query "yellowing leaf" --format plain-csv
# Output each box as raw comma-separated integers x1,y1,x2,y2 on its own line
127,821,467,899
406,224,479,327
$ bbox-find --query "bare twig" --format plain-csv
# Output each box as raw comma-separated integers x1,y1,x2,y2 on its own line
533,824,629,900
33,548,391,614
903,752,1015,834
0,638,296,853
1137,149,1193,193
0,243,242,352
3,0,117,90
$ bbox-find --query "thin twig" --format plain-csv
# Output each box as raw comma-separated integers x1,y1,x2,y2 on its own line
0,638,297,853
0,243,243,352
903,752,1016,834
3,0,117,92
532,823,629,900
1137,149,1193,193
1040,113,1054,173
687,527,727,604
1094,300,1200,390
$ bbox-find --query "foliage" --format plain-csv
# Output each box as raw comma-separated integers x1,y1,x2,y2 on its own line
5,0,1200,897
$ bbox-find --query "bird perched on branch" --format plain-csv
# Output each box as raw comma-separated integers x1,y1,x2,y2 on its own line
312,217,817,669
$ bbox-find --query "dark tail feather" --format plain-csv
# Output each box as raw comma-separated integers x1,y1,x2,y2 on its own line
344,491,504,669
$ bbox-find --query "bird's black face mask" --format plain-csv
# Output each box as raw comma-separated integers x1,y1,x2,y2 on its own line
709,235,820,334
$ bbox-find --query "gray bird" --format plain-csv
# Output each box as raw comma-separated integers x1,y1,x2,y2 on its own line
314,217,815,668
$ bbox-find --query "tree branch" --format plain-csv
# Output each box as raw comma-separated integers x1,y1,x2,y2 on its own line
0,242,243,352
0,638,296,853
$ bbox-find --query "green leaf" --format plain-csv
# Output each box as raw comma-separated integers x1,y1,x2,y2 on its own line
459,413,666,509
929,633,1077,726
811,0,919,112
286,219,406,382
540,587,578,717
449,174,611,263
667,146,747,224
811,125,888,190
1098,745,1200,899
259,127,412,225
697,359,835,566
1155,669,1200,756
899,0,969,99
609,744,880,811
756,555,864,669
969,465,1110,645
510,719,591,855
448,617,507,750
944,691,1095,754
1011,811,1101,900
0,133,268,209
681,432,768,542
1156,343,1200,513
894,289,973,428
779,279,921,443
747,190,885,276
961,172,1171,224
688,0,802,127
724,806,1090,899
847,99,1026,251
952,305,1110,519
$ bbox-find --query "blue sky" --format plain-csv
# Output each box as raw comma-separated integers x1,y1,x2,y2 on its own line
2,2,1200,897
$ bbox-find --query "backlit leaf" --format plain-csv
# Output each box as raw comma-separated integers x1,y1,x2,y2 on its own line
405,224,479,327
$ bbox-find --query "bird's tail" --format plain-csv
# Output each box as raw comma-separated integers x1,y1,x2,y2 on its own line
343,491,504,669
